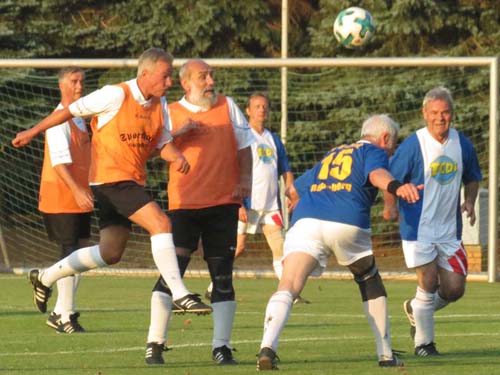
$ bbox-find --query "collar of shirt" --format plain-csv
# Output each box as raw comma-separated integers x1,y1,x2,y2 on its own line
251,127,270,138
179,96,208,113
126,78,154,107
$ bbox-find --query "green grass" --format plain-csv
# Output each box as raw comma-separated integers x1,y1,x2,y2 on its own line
1,274,500,374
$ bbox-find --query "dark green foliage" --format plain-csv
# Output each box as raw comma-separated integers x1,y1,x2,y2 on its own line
309,0,500,57
0,0,495,238
0,0,279,58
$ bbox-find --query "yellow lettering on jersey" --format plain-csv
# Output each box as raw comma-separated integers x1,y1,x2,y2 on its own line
430,161,458,177
318,147,354,181
310,182,352,193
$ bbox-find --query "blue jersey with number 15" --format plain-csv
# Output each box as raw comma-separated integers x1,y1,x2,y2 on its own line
292,140,389,229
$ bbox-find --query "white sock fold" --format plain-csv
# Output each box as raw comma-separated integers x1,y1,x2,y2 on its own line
40,245,106,287
212,301,236,349
150,233,189,300
433,291,449,312
413,287,435,347
147,291,172,344
363,296,392,359
260,290,294,352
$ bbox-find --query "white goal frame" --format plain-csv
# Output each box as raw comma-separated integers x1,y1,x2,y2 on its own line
1,57,498,282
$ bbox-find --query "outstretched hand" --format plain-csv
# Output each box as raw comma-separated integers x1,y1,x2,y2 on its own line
12,129,36,148
396,183,424,204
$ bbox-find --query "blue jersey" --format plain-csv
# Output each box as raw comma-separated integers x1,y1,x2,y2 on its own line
292,140,389,229
389,127,482,242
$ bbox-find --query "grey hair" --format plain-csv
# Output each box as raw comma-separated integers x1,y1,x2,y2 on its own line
422,86,454,111
360,114,400,141
58,66,84,83
178,59,207,81
178,61,190,81
137,48,173,77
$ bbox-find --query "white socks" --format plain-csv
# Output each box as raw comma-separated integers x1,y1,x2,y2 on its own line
363,296,392,359
413,287,435,346
212,301,236,349
147,291,172,344
260,290,294,352
40,245,106,287
54,276,76,323
433,291,449,312
145,295,236,349
150,233,189,300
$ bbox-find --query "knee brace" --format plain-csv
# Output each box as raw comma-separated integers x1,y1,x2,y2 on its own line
206,256,234,303
349,256,387,302
152,276,170,294
60,243,79,258
152,255,191,294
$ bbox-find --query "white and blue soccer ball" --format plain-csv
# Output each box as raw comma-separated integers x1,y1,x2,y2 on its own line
333,7,375,49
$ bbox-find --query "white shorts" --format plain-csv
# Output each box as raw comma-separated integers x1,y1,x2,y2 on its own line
283,218,373,276
402,240,468,276
238,209,283,235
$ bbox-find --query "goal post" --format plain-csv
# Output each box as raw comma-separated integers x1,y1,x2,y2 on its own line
0,57,497,281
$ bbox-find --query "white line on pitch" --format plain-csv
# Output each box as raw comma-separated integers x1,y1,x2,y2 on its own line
1,332,500,357
3,306,500,321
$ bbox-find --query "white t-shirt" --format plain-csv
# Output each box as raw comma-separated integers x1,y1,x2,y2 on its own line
46,103,87,167
68,78,173,149
249,128,280,211
390,127,482,242
172,96,254,151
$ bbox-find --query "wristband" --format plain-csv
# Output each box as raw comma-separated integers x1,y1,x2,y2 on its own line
387,180,403,195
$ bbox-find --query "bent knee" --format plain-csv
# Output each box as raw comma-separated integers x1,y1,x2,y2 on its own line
441,287,465,302
99,246,125,265
102,253,122,265
152,215,171,234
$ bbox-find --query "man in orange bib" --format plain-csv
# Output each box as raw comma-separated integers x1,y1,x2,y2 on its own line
39,67,92,334
144,59,254,366
12,49,211,324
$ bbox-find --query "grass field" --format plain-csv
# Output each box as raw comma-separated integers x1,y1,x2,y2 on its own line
2,274,500,375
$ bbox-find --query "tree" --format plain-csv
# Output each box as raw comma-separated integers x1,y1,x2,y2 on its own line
0,0,281,58
308,0,500,57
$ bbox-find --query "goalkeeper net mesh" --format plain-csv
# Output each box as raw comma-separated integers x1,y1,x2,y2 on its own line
0,63,490,275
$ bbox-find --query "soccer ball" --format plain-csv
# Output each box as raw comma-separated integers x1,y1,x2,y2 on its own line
333,7,375,49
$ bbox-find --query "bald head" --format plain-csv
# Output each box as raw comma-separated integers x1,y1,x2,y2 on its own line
180,59,217,109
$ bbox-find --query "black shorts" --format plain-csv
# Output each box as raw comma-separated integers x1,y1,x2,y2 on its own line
42,212,91,246
169,204,239,259
91,181,153,230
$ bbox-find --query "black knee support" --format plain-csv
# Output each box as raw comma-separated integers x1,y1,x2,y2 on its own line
152,255,191,294
349,256,387,302
206,256,234,303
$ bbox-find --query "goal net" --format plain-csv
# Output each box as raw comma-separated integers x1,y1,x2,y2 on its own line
0,60,492,276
